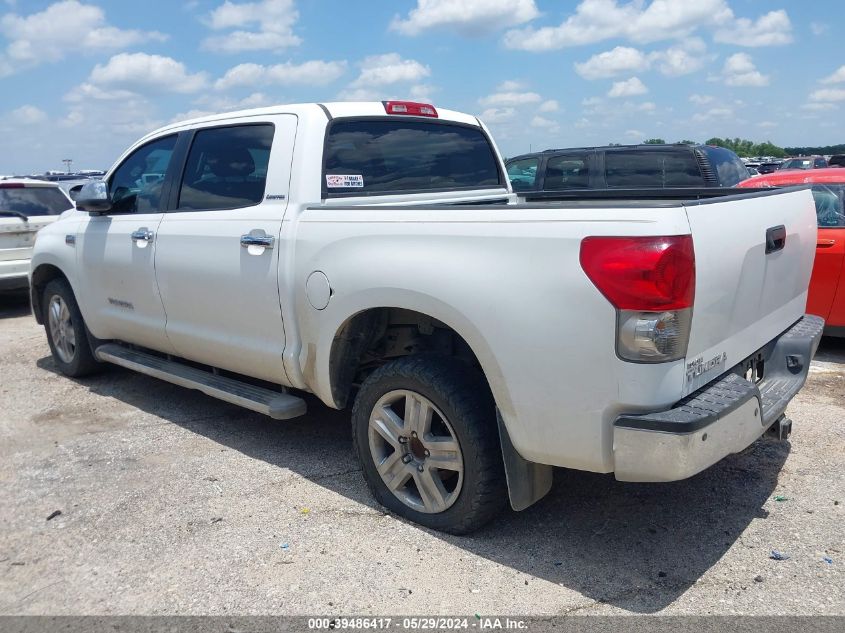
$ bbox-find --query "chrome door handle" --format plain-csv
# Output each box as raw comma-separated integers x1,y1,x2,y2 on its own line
240,233,275,248
130,228,154,242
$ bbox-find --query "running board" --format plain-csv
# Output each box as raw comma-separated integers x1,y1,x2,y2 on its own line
94,344,307,420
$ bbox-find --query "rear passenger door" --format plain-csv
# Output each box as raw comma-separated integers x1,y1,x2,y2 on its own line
154,116,297,384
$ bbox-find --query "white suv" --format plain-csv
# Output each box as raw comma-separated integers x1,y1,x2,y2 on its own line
0,179,74,291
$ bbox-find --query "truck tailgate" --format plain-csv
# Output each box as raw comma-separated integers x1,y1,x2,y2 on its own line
682,188,817,395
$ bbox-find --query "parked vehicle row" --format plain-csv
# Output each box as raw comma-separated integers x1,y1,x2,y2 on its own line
27,100,821,533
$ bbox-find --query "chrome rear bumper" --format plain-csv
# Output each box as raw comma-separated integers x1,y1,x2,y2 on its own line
613,314,824,482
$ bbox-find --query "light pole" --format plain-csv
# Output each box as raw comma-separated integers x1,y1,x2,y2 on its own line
62,159,73,174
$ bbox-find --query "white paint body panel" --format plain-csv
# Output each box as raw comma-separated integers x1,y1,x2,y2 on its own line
29,102,818,476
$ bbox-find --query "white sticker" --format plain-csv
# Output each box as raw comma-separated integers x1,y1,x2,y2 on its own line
326,174,364,188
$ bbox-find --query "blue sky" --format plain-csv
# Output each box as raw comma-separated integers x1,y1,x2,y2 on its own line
0,0,842,173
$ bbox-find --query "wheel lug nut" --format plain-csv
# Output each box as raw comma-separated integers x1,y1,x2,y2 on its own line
424,449,430,457
417,465,424,472
411,432,417,438
398,436,407,444
402,455,413,464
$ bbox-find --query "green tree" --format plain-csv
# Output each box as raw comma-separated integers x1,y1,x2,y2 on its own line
643,138,666,144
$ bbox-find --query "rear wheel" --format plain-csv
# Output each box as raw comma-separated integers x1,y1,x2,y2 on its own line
42,278,100,377
352,355,507,534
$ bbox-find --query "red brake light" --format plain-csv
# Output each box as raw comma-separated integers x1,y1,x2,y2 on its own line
383,101,438,118
580,235,695,311
0,183,25,188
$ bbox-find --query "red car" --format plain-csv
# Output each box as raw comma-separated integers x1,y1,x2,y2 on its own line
739,168,845,335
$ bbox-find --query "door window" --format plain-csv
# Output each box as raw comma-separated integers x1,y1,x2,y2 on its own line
544,154,590,190
605,149,703,188
109,135,177,213
812,185,845,228
506,157,539,191
177,124,275,211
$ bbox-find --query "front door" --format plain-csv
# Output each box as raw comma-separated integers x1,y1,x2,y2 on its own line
76,134,179,353
154,116,297,384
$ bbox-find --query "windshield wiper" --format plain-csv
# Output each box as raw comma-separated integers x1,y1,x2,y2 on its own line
0,210,29,221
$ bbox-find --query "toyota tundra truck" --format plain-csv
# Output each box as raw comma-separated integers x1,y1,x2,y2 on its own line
29,101,823,533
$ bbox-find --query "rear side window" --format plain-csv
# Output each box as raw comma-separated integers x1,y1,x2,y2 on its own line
544,154,590,190
0,187,72,216
506,157,539,191
702,146,749,187
323,120,502,196
178,124,275,211
605,150,703,188
812,185,845,228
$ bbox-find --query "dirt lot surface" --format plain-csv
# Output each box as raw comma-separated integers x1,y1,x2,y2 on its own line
1,292,843,616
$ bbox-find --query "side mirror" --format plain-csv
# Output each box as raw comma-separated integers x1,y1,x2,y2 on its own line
75,181,113,214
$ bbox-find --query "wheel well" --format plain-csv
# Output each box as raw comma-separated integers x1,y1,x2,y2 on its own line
30,265,69,324
328,308,485,408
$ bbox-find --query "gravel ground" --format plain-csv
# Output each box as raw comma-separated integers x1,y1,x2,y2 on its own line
0,291,842,616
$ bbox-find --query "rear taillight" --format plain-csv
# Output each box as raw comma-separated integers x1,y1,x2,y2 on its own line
580,235,695,363
383,101,438,118
0,183,25,188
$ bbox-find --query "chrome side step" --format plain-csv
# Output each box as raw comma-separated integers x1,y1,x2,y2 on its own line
94,343,307,420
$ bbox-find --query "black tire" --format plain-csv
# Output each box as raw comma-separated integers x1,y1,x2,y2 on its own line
42,278,100,377
352,355,507,534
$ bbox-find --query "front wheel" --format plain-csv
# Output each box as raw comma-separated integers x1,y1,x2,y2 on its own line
42,278,100,377
351,355,507,534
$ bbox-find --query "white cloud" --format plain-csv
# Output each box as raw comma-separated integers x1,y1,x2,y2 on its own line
689,93,714,105
538,99,559,112
480,107,517,124
478,91,542,107
582,96,603,107
530,115,558,129
714,10,792,47
821,66,845,85
625,129,645,139
202,0,301,53
650,39,707,77
391,0,539,36
810,22,828,36
575,40,707,80
497,79,526,92
810,88,845,103
574,46,649,80
0,0,165,76
692,106,734,122
503,0,732,51
721,53,769,87
637,101,656,112
214,60,347,90
338,54,431,101
802,102,837,111
88,53,209,94
608,77,647,98
10,105,47,125
757,121,777,129
350,53,430,87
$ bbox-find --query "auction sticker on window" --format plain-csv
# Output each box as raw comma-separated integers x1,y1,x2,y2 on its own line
326,174,364,188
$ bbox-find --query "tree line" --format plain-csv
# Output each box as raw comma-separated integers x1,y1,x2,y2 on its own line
640,137,845,158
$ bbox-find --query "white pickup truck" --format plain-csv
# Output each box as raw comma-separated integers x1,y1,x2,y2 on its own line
30,101,823,533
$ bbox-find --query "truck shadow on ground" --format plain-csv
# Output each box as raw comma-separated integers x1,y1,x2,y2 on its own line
34,346,815,613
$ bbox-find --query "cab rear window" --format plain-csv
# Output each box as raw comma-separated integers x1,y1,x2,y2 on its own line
323,120,502,196
0,187,73,216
